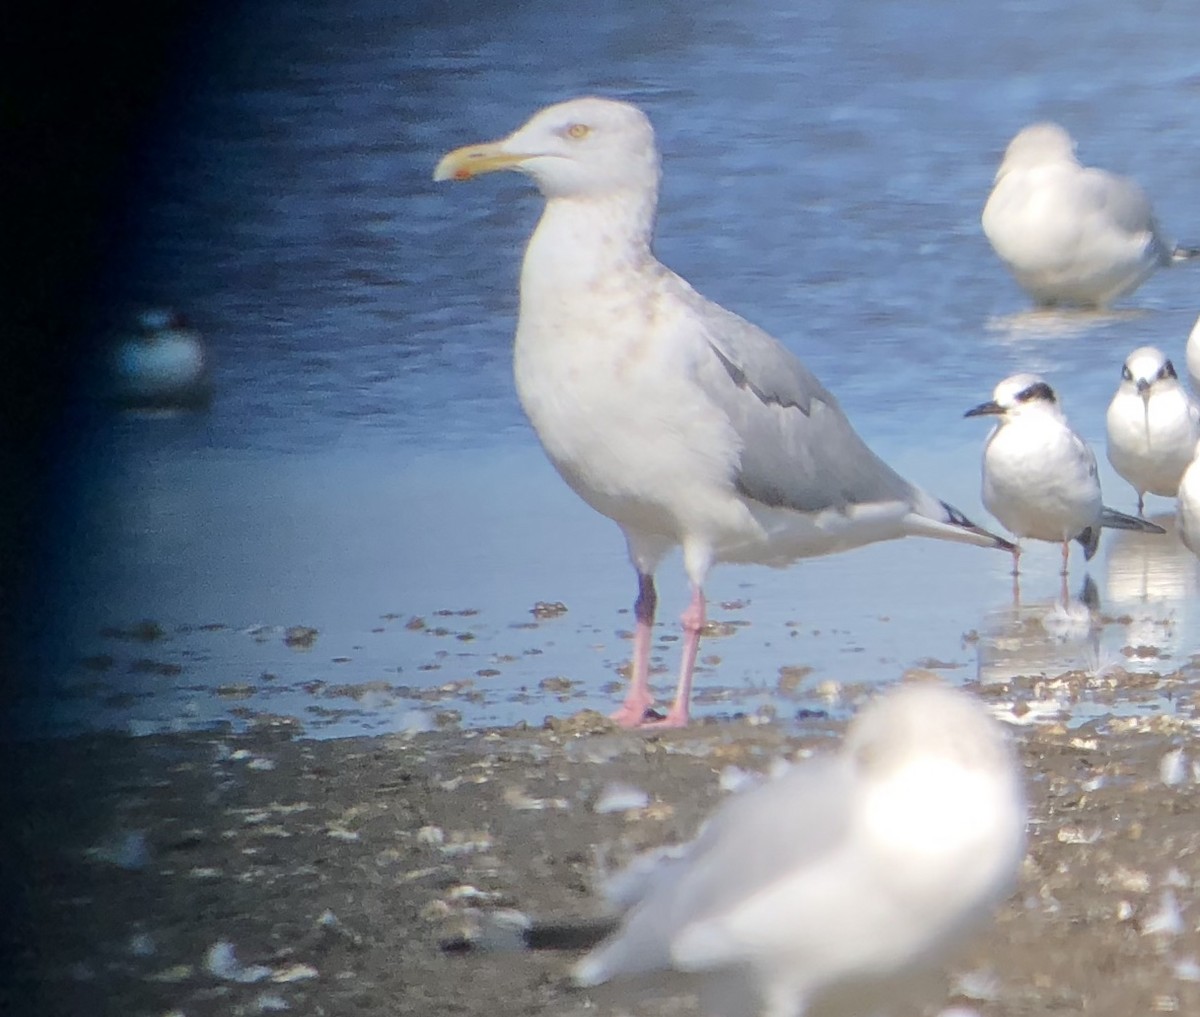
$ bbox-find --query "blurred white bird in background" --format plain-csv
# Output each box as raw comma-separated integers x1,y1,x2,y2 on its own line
111,308,213,411
982,122,1198,308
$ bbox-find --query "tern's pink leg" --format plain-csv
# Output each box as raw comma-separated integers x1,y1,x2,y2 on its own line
642,585,705,729
610,573,657,728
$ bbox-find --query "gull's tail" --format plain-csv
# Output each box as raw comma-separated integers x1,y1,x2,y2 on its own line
1100,507,1167,534
1172,244,1200,263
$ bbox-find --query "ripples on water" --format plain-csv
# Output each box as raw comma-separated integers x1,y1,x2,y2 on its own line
35,0,1200,736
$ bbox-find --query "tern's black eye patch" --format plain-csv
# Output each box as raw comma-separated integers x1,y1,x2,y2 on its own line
1121,364,1133,382
1016,381,1056,404
1161,359,1178,381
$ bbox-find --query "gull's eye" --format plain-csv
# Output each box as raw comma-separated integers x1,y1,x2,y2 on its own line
566,123,591,140
1162,359,1178,380
1121,364,1133,381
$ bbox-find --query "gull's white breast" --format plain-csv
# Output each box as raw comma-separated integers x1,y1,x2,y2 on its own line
514,255,755,549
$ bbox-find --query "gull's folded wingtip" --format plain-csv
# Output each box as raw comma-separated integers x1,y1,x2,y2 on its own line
940,500,1017,552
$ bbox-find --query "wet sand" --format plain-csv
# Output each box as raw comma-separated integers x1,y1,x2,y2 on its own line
7,668,1200,1017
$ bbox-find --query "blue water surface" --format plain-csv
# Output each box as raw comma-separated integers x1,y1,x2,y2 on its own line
24,0,1200,738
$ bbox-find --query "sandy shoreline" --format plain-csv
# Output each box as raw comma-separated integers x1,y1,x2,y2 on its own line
7,669,1200,1016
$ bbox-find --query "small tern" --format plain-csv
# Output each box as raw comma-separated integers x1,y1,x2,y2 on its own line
571,682,1027,1017
435,97,1014,728
1186,313,1200,395
1105,346,1200,515
982,122,1198,308
965,373,1164,577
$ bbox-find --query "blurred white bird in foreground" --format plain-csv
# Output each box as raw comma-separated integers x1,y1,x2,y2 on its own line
434,96,1012,729
965,374,1162,579
1105,346,1200,515
1177,440,1200,557
572,682,1026,1017
112,308,212,411
982,122,1197,308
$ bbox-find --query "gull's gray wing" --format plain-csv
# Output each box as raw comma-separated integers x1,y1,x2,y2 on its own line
678,288,922,513
1083,168,1154,232
1081,168,1173,263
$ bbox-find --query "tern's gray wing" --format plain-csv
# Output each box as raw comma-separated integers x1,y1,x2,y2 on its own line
577,757,853,983
683,292,920,513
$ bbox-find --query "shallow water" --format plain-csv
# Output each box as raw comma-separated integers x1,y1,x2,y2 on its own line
24,0,1200,737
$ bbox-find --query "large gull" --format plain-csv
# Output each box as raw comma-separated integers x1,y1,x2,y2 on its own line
435,97,1012,728
570,682,1027,1017
982,122,1198,308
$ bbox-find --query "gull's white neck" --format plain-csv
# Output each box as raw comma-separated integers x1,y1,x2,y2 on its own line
519,191,657,312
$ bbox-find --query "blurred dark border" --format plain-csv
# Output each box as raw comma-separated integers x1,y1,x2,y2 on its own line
2,1,228,684
2,2,227,1008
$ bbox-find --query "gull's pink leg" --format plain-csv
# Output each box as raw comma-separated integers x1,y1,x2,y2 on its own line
1059,540,1070,577
610,573,657,728
642,584,705,729
1011,544,1021,606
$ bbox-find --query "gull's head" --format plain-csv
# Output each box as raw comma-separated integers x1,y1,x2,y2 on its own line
996,121,1077,180
1119,345,1179,401
965,372,1062,423
433,97,661,201
845,682,1017,781
136,307,187,335
846,683,1025,870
